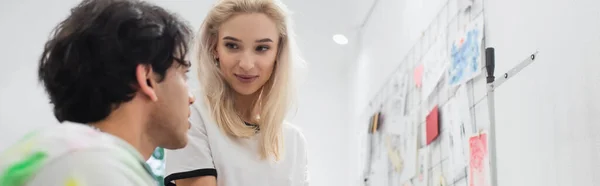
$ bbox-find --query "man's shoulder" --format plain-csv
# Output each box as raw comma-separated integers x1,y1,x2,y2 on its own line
28,148,156,185
0,123,148,185
1,123,123,156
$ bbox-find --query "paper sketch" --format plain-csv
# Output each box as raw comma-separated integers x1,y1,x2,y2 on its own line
448,17,484,86
386,73,410,123
365,133,387,186
384,134,405,186
439,176,447,186
421,33,448,100
380,117,418,185
468,132,491,186
398,119,418,184
455,85,474,153
371,148,389,186
458,0,474,11
394,73,410,115
431,168,443,186
414,147,429,186
380,73,410,135
441,96,468,180
385,135,404,172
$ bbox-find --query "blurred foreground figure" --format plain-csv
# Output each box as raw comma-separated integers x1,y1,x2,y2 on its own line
0,0,195,185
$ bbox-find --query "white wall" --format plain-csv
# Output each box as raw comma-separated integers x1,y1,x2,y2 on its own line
0,1,353,186
0,0,80,150
350,0,448,114
351,0,600,185
349,0,449,184
485,0,600,185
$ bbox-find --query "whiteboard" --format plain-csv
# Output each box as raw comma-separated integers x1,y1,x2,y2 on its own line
359,0,488,185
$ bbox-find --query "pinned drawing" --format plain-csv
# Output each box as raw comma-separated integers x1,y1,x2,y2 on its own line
385,135,404,173
421,33,448,100
414,147,429,186
448,17,484,86
398,119,419,184
455,85,474,159
439,176,447,186
378,112,418,185
468,131,491,186
441,85,473,180
386,73,410,122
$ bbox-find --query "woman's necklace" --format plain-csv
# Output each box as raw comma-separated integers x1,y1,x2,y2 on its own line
245,122,260,133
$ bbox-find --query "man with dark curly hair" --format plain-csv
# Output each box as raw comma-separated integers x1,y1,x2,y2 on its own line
0,0,195,185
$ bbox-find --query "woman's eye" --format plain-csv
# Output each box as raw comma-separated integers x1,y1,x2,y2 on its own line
256,46,270,51
225,43,238,49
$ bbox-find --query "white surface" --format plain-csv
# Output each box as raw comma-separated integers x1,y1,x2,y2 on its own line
485,0,600,185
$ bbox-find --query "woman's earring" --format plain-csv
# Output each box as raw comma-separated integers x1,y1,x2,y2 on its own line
214,58,220,67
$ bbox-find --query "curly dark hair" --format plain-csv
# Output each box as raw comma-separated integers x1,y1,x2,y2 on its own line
38,0,193,124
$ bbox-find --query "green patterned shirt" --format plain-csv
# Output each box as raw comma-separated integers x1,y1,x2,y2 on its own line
0,123,157,186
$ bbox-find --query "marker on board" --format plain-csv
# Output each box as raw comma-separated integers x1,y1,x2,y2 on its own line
485,47,495,84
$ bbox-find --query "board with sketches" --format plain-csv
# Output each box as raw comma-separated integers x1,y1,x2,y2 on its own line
360,0,493,185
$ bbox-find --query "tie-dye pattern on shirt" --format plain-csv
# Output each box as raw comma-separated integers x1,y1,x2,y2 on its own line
0,123,157,186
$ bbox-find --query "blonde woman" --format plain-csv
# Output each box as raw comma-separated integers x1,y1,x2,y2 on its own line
164,0,308,185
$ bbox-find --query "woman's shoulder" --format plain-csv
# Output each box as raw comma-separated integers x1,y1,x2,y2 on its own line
190,94,210,113
282,121,303,135
282,121,307,147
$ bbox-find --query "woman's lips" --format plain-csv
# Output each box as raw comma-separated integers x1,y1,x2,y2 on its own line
235,74,258,83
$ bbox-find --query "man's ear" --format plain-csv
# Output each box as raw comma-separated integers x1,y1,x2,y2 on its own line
135,64,158,102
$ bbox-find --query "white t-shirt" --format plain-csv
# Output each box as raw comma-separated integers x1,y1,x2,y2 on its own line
164,100,309,186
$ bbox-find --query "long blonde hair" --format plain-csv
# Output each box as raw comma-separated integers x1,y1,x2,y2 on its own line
195,0,300,160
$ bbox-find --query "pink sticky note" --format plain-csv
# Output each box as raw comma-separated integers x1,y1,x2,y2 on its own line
414,64,424,87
